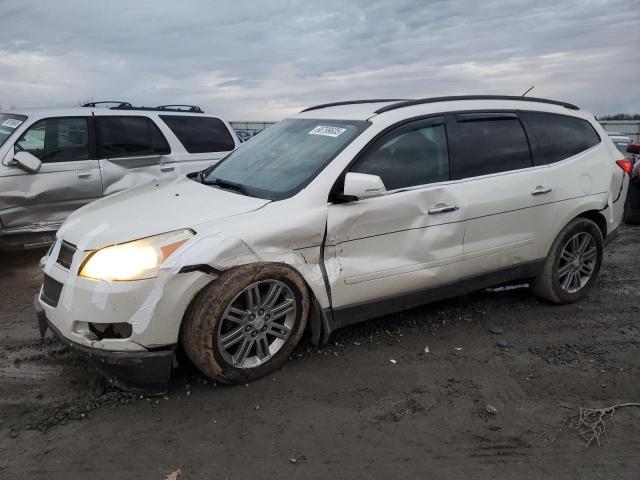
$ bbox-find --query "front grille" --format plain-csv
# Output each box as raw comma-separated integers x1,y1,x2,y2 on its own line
41,274,63,307
56,241,77,269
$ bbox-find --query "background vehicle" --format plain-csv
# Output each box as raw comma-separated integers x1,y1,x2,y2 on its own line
623,143,640,224
608,132,633,155
234,129,254,142
0,102,240,250
34,95,628,393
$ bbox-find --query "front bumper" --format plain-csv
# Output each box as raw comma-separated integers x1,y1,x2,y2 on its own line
34,295,173,395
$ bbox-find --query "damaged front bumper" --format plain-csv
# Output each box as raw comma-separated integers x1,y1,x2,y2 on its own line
34,295,173,395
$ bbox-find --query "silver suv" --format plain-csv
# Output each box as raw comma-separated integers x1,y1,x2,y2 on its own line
0,102,239,250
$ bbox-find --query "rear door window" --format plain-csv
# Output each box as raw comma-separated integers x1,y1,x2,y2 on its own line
15,117,90,163
160,115,235,153
352,119,449,190
97,116,170,158
452,113,532,179
522,112,601,165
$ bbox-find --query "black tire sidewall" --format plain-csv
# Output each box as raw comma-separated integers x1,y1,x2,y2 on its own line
549,219,603,303
184,263,309,384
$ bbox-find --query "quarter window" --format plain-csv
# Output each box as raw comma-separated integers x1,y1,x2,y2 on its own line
15,117,90,163
160,115,235,153
452,115,532,179
97,116,169,158
352,122,449,190
522,112,600,164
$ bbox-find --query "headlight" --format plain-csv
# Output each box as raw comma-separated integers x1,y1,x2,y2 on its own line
79,229,194,281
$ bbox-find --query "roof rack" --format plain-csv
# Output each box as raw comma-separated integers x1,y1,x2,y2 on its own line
373,95,579,114
83,101,133,109
82,101,204,113
156,104,204,113
300,99,410,113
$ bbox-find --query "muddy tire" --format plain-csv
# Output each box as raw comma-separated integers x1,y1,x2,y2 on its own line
181,263,309,384
531,217,603,304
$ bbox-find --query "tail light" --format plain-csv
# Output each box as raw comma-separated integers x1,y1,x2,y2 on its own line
616,159,633,175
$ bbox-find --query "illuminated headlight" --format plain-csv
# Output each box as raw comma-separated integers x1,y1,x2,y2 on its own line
79,229,193,281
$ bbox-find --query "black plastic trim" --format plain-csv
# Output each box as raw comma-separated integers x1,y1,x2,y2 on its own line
373,96,579,114
34,296,173,395
301,99,409,113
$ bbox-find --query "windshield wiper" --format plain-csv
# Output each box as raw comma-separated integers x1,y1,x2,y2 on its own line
202,177,249,196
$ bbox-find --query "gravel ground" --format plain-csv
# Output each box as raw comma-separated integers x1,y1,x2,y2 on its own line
0,225,639,479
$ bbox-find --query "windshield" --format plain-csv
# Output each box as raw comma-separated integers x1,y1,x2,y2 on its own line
203,118,369,200
0,114,27,148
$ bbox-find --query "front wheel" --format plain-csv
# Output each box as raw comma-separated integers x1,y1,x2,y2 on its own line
181,263,309,384
531,217,604,304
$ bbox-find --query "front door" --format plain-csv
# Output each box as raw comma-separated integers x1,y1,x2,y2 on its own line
325,117,467,318
0,116,102,232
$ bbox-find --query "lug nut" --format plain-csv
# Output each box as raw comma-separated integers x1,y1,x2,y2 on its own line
251,331,258,337
245,326,252,332
249,314,256,320
261,326,267,332
265,314,271,320
258,309,264,316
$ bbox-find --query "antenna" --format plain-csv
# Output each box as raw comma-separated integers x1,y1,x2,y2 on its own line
521,85,535,97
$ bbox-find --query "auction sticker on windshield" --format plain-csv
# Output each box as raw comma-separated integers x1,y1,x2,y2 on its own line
308,126,347,138
2,119,23,128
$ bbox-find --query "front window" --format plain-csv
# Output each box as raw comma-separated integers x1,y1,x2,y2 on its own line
15,117,90,163
202,118,369,200
0,113,27,148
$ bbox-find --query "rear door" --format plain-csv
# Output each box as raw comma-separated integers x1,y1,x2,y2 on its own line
449,112,558,273
0,116,101,232
158,115,237,175
326,117,467,314
96,115,171,196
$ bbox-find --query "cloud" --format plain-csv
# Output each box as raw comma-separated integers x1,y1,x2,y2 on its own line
0,0,638,119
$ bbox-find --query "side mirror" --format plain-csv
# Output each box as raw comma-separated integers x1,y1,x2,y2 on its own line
627,144,640,154
343,172,386,200
13,151,42,173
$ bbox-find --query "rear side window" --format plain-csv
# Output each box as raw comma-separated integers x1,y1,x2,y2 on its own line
452,114,532,179
160,115,235,153
15,117,90,163
522,112,600,164
97,116,169,158
352,121,449,190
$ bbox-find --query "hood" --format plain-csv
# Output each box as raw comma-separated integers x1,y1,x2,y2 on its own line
59,176,270,250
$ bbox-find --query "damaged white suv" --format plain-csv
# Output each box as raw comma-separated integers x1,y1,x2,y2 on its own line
34,96,630,394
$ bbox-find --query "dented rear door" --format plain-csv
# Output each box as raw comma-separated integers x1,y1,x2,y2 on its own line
96,115,171,196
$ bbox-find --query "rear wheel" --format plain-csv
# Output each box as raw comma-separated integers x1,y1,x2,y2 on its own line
531,217,603,304
181,263,309,384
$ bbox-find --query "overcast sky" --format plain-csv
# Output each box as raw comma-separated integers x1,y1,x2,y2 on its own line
0,0,638,120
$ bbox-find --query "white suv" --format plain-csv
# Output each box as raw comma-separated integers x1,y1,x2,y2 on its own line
0,102,239,250
33,96,629,393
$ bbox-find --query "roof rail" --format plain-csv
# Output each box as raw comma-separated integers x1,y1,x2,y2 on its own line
82,101,204,113
156,104,204,113
374,95,579,114
83,101,133,109
300,99,410,113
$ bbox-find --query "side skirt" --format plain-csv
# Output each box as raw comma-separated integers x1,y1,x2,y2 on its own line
323,260,545,337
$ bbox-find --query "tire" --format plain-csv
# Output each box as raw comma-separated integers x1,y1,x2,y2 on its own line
181,263,309,384
531,217,603,304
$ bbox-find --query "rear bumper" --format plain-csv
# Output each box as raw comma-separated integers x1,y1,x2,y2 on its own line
34,295,173,395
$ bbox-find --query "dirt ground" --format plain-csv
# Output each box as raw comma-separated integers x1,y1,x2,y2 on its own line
0,225,639,479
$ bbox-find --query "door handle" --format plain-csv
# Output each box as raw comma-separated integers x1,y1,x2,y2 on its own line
77,171,92,179
160,166,175,173
531,185,552,196
428,204,460,214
